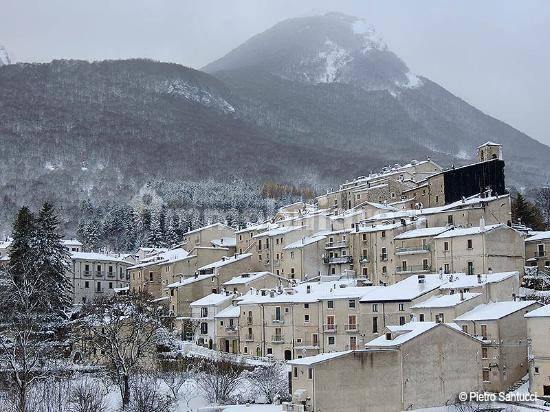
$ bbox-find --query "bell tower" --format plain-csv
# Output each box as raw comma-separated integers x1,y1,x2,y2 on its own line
477,142,502,162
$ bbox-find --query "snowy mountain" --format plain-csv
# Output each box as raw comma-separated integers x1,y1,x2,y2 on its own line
204,13,550,186
0,13,549,229
0,46,10,66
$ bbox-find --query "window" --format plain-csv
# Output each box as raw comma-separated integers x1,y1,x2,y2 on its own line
267,348,273,355
382,266,387,275
372,316,378,333
422,259,429,270
328,336,335,345
535,366,540,374
349,299,356,309
308,368,313,380
348,315,357,330
362,234,367,241
108,282,113,289
312,333,318,345
149,272,153,281
97,264,102,274
461,325,468,334
402,261,407,271
244,347,248,354
399,316,406,325
201,307,208,317
349,336,357,350
444,264,450,274
304,314,310,323
447,215,453,225
331,267,336,275
96,282,101,292
435,195,439,203
293,367,298,378
304,303,309,309
444,242,449,251
481,324,488,339
419,314,424,322
482,369,490,382
538,244,545,256
398,303,404,312
482,347,488,359
84,281,89,288
467,261,474,275
381,247,387,260
200,322,208,334
327,300,334,309
467,239,473,249
372,304,378,312
381,231,386,238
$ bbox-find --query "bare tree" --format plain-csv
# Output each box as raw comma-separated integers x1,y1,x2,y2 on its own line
195,355,246,405
128,374,174,412
161,365,194,401
67,376,108,412
247,362,289,403
0,271,58,412
75,293,166,409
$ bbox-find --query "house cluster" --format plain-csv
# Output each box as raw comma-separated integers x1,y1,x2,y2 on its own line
3,142,550,410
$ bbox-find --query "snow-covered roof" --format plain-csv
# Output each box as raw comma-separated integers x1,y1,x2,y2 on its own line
214,305,241,318
235,222,276,234
367,322,463,347
253,225,306,238
128,247,190,269
61,239,83,246
222,272,272,285
411,292,482,309
183,222,232,236
439,272,518,290
454,301,539,321
525,304,550,318
356,221,404,234
394,226,449,240
525,232,550,243
477,141,502,148
197,253,251,271
433,224,503,239
211,237,236,248
71,252,131,263
288,351,352,366
190,293,234,307
360,274,446,302
283,233,328,250
167,274,212,288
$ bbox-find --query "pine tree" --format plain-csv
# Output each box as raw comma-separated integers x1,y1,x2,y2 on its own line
35,202,72,315
8,206,37,285
512,193,546,230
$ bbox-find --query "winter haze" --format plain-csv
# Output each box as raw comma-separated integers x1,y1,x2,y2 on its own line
1,0,549,147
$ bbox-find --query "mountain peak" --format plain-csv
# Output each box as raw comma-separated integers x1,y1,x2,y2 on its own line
0,46,11,66
204,13,420,92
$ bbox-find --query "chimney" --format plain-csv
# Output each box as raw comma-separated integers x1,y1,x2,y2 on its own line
460,291,464,301
477,273,482,284
480,216,485,232
439,267,444,280
269,290,275,298
512,293,516,301
306,285,311,294
418,274,426,284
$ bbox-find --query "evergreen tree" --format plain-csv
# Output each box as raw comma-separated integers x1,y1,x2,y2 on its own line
512,193,546,230
35,202,72,315
8,206,37,285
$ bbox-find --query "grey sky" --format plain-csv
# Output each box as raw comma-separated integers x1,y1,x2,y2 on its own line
2,0,549,146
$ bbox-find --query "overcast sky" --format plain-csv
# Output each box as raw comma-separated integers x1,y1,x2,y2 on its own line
2,0,549,146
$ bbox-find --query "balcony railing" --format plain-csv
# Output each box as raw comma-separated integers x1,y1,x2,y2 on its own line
396,245,430,254
271,316,284,324
322,324,337,333
225,326,237,333
395,265,431,273
83,270,91,276
380,255,388,262
245,334,254,342
325,240,348,249
271,335,285,343
107,271,115,278
345,324,358,332
294,339,319,347
360,256,370,263
323,256,353,265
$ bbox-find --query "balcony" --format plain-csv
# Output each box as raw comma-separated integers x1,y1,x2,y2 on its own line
271,335,285,344
380,255,388,262
225,326,237,333
83,270,91,277
245,334,254,342
294,339,319,348
395,245,430,255
325,240,348,250
96,271,103,277
107,271,115,278
360,256,370,263
395,265,431,274
345,324,358,332
322,324,337,333
323,256,353,265
271,316,284,324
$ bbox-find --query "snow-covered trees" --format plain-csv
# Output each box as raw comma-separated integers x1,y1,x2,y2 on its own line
194,355,247,405
76,294,166,408
247,362,289,403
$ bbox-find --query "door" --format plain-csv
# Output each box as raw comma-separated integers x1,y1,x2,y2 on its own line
284,350,292,361
225,339,230,353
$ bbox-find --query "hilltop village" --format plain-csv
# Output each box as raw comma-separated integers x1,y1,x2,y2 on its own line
2,142,550,411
